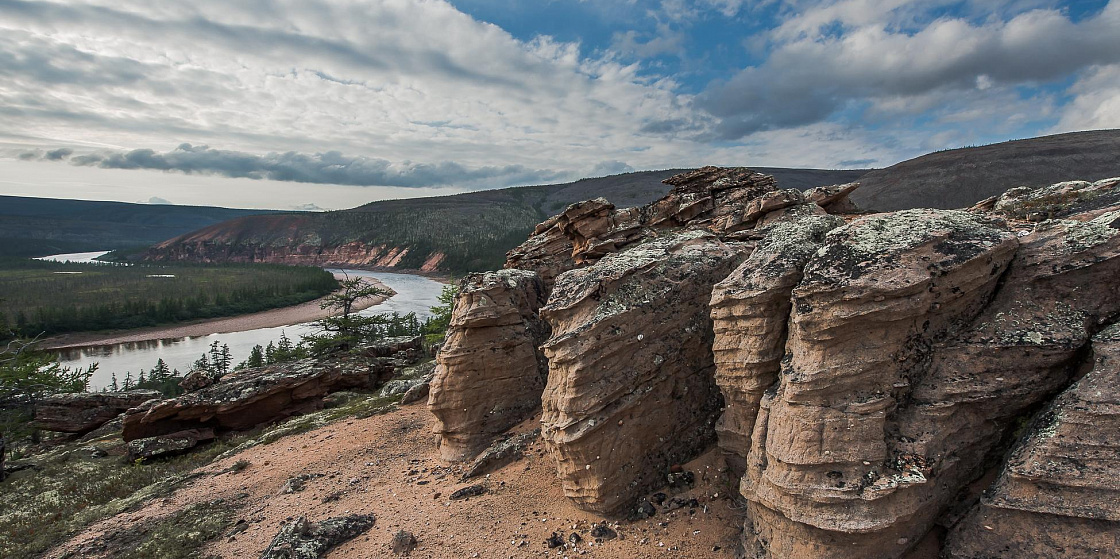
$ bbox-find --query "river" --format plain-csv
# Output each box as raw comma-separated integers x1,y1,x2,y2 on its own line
40,252,446,390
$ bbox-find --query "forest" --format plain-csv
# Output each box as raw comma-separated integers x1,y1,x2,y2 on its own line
0,259,338,339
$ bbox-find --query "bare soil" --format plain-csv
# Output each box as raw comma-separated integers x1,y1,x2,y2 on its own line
49,404,744,558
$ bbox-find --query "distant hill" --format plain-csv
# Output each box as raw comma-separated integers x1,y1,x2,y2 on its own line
145,168,867,273
853,129,1120,211
0,196,280,257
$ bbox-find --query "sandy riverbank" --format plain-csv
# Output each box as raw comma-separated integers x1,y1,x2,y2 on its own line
40,274,394,350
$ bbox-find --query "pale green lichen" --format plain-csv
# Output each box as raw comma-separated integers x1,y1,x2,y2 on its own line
1062,210,1120,252
833,209,1003,256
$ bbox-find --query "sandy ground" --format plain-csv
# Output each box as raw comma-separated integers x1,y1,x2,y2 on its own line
51,405,745,558
40,274,393,350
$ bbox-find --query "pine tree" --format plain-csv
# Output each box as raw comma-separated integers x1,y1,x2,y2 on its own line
246,345,265,368
151,358,171,381
218,344,232,375
110,372,119,391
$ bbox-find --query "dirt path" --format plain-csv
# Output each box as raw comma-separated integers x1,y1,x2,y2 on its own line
51,405,744,558
41,274,393,350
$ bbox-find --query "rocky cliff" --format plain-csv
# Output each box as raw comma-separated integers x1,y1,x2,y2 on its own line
427,166,1120,557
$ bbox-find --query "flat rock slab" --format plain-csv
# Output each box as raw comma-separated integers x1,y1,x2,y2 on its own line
123,357,390,441
35,390,161,434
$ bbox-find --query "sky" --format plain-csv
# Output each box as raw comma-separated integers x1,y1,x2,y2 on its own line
1,0,1118,210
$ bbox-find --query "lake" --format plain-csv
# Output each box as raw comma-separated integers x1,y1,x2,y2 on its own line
39,254,446,390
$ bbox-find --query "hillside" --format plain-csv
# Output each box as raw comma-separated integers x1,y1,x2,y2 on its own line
852,129,1120,211
0,196,280,257
146,168,864,273
144,168,867,273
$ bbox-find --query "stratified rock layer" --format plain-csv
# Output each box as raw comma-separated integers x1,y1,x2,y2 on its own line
944,322,1120,558
741,209,1021,558
540,230,748,514
739,200,1120,558
709,214,845,475
428,269,550,461
35,390,161,434
122,357,394,441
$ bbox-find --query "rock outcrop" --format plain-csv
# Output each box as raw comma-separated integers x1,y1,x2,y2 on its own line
122,357,395,441
437,164,1120,557
540,230,748,513
127,428,216,460
709,214,845,475
737,209,1021,558
428,270,550,461
944,323,1120,558
732,199,1120,557
35,390,161,434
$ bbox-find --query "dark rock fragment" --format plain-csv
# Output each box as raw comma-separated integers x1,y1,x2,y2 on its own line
259,514,375,559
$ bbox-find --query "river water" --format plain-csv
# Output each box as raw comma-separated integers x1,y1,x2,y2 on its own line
40,253,445,390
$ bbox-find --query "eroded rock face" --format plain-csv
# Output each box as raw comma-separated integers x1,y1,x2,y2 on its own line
944,323,1120,558
505,214,577,289
741,209,1021,558
505,166,789,282
122,357,393,441
540,230,748,514
35,390,161,434
709,214,846,475
738,200,1120,558
428,270,550,461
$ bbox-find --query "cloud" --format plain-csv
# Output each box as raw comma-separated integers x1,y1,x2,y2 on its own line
26,143,567,188
1052,63,1120,133
698,1,1120,138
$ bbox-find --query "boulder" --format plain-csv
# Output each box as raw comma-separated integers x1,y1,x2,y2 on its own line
805,182,862,214
709,214,845,475
127,428,215,460
944,323,1120,558
740,209,1020,558
358,335,423,359
462,428,540,479
122,357,392,441
260,514,376,559
35,390,161,434
540,230,748,514
428,270,550,461
399,381,430,405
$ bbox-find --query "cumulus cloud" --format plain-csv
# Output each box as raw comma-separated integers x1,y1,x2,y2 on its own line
22,144,566,188
699,1,1120,138
0,0,709,178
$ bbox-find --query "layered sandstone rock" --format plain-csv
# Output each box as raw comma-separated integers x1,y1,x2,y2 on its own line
428,270,550,461
741,209,1021,558
35,390,161,434
122,357,394,441
540,230,748,514
504,214,577,289
739,201,1120,558
506,166,787,281
944,323,1120,558
709,214,845,475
